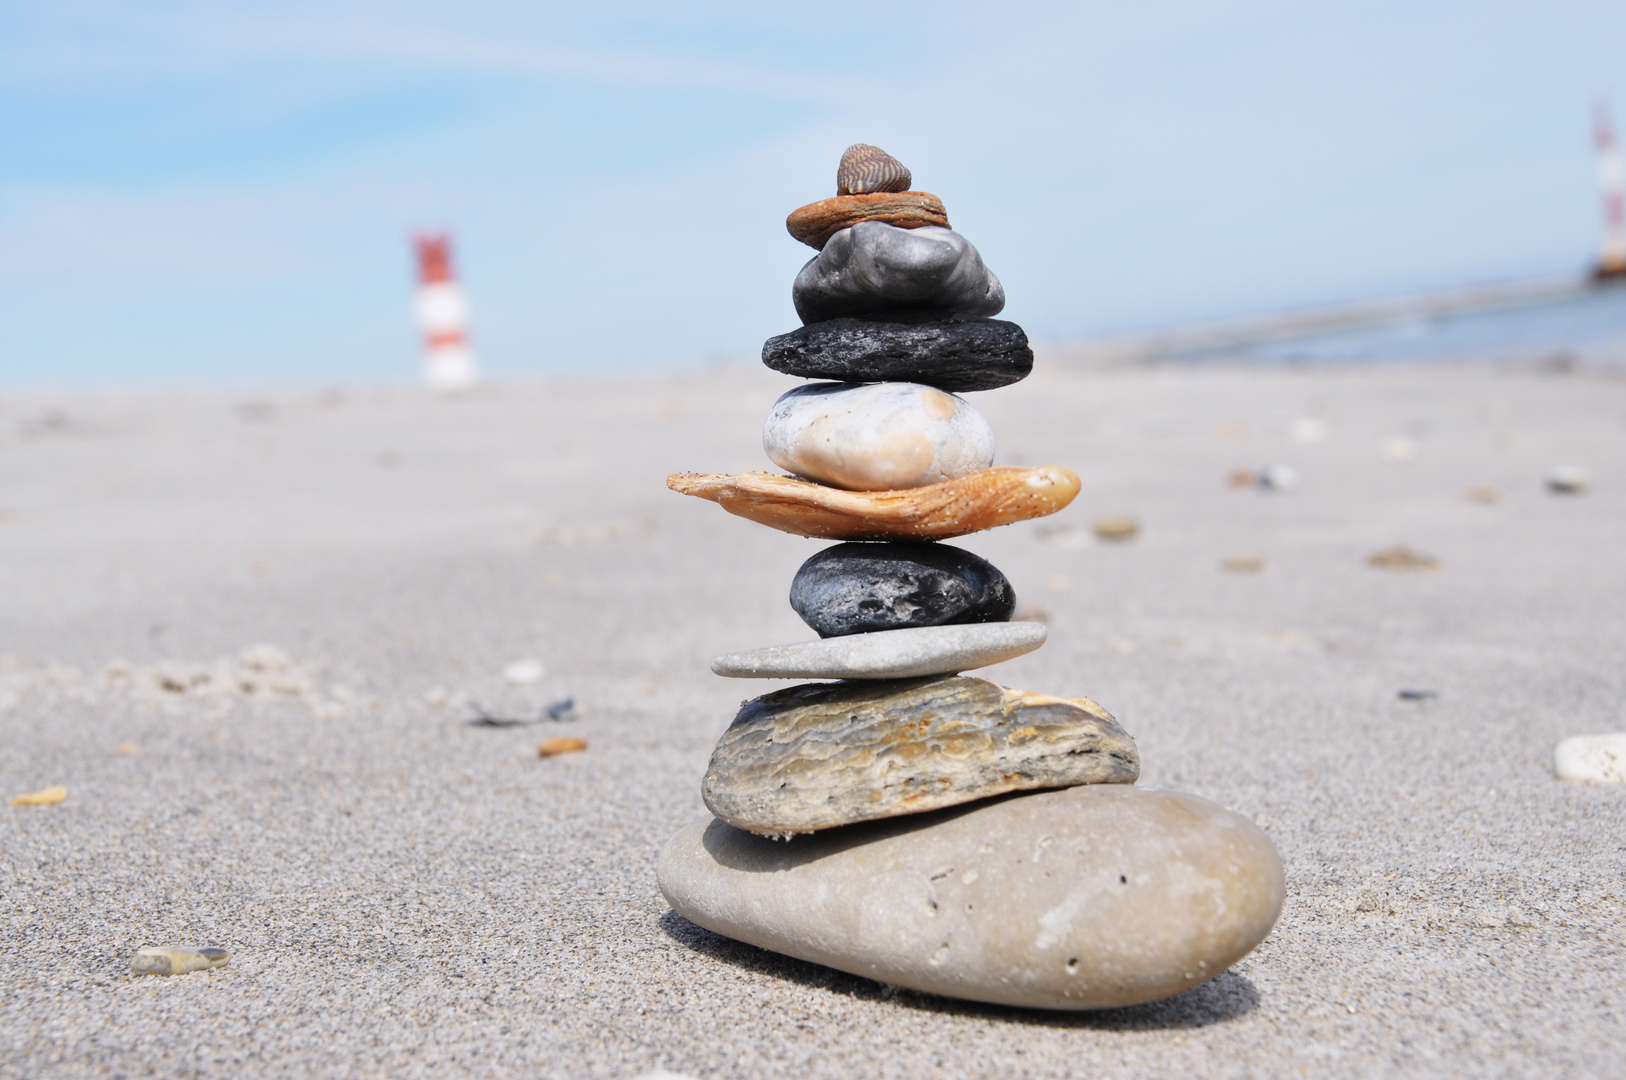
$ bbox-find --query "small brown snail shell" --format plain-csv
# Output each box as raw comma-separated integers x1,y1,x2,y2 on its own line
836,144,912,196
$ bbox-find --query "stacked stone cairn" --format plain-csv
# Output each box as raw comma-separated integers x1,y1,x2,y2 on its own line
659,145,1285,1010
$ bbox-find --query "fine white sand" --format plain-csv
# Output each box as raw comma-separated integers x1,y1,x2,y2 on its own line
1,357,1624,1078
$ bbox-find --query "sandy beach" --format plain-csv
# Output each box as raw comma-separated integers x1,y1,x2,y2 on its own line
2,356,1624,1078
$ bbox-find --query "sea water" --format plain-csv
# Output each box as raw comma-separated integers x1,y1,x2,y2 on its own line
1171,283,1626,366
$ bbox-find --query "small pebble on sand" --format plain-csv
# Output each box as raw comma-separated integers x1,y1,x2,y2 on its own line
10,786,65,807
130,946,229,975
1367,546,1438,570
1092,515,1139,541
1289,417,1328,442
539,736,588,757
1380,436,1417,462
1553,733,1626,782
1546,465,1589,494
1222,557,1263,572
503,658,545,684
115,743,141,754
1466,485,1501,504
1257,464,1299,491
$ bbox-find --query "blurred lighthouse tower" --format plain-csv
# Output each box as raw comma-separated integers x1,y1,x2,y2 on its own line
1595,101,1626,282
413,233,480,388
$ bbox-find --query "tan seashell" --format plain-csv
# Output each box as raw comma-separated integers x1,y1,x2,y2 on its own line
837,143,912,196
786,191,950,250
666,466,1081,541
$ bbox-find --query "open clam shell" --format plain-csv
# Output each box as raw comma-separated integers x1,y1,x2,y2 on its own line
666,466,1081,541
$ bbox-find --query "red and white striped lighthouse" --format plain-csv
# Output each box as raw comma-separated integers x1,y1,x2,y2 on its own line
413,233,480,388
1595,100,1626,281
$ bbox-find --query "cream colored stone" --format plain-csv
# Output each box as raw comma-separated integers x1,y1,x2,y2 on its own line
1554,733,1626,782
658,785,1284,1010
763,382,994,491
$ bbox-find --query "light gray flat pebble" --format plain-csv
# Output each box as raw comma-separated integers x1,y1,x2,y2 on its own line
658,785,1285,1010
130,946,229,976
710,622,1045,680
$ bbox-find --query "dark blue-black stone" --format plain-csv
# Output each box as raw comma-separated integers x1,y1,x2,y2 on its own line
790,542,1016,638
761,312,1032,392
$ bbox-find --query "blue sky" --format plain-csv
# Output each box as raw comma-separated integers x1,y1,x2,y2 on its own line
2,1,1623,385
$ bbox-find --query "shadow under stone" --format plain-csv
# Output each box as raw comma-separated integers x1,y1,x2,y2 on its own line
657,909,1260,1030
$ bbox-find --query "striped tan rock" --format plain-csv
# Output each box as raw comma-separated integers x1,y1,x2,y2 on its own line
702,674,1139,836
666,466,1080,541
786,192,949,250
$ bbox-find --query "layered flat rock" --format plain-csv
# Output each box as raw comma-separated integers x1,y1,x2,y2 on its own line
791,541,1014,637
666,466,1080,541
787,192,949,250
659,785,1285,1010
702,675,1136,835
762,313,1032,391
763,382,993,491
710,622,1044,680
793,223,1004,324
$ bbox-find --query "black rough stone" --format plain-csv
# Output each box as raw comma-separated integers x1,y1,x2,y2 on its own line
790,542,1017,638
761,313,1033,392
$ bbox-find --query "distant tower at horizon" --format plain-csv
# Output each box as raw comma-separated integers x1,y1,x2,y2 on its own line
413,233,479,388
1594,100,1626,281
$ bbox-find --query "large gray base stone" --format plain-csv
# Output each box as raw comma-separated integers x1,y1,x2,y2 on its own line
658,785,1285,1010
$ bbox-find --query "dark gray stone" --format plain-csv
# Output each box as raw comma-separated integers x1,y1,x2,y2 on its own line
790,542,1015,638
793,222,1004,324
762,313,1032,392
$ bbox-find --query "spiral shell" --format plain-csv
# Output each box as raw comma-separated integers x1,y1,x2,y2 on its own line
836,144,912,196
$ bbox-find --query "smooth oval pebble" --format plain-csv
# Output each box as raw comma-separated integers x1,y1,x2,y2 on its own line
836,143,911,196
130,946,229,976
703,675,1137,835
666,466,1080,541
762,313,1032,391
710,622,1044,680
1554,733,1626,782
791,541,1014,638
658,785,1285,1010
764,382,993,491
786,192,949,250
794,223,1004,324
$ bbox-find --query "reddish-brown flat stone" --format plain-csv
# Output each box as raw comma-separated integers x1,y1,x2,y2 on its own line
786,192,950,250
666,466,1080,541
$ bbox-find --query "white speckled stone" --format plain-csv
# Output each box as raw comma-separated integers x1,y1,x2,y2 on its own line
657,785,1285,1010
710,622,1044,680
763,382,994,491
1554,733,1626,782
